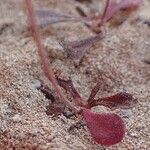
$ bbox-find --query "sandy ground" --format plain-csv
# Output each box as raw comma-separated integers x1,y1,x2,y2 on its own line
0,0,150,149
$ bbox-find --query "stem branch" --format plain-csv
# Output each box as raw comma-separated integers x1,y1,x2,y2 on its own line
25,0,79,113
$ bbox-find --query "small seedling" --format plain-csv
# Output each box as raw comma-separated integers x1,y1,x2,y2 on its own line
35,0,143,31
25,0,138,146
100,0,143,24
35,0,143,60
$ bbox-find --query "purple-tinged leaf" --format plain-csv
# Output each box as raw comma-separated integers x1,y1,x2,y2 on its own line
89,92,138,109
60,33,104,59
88,82,101,104
35,9,91,27
57,78,83,106
82,109,125,146
101,0,143,24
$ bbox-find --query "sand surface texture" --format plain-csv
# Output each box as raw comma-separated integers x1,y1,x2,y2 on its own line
0,0,150,149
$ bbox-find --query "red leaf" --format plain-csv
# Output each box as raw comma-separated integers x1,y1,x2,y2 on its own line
95,92,138,109
101,0,143,23
82,109,125,146
91,92,138,109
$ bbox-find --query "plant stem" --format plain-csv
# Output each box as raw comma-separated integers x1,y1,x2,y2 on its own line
25,0,79,113
101,0,111,23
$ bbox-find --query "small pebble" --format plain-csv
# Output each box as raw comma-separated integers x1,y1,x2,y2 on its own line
12,114,22,122
121,109,133,118
32,79,42,89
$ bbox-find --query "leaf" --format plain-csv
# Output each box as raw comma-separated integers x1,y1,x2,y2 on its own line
60,33,104,59
90,92,138,109
87,82,101,104
101,0,143,24
57,78,83,106
82,109,125,146
35,9,91,27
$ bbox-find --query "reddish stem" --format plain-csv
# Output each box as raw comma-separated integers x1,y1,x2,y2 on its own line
25,0,80,113
101,0,111,24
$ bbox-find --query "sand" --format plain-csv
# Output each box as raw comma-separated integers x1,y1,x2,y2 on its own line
0,0,150,149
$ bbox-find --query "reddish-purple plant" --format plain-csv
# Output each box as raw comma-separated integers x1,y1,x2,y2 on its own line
35,0,143,32
101,0,143,24
25,0,138,146
34,0,143,60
